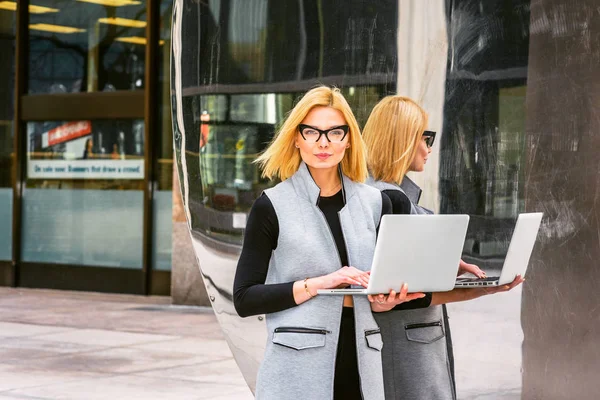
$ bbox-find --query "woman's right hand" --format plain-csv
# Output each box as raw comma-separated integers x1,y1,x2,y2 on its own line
319,266,370,289
293,266,370,305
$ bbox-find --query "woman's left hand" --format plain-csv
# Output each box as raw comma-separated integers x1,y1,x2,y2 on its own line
368,284,426,312
458,259,486,278
477,274,524,296
430,275,525,306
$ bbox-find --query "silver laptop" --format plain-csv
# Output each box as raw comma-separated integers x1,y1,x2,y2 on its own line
317,214,469,295
455,212,543,288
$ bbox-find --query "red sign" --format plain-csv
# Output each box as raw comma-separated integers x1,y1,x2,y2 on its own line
46,121,92,146
200,112,210,148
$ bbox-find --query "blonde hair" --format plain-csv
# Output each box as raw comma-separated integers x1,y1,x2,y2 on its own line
363,96,429,184
256,86,368,182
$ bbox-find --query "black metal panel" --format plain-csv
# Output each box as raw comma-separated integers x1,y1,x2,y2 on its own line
11,0,29,287
0,261,12,287
21,91,145,121
150,270,171,296
142,0,160,295
19,263,145,294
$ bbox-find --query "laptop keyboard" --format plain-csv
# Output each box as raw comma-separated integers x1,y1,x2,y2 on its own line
456,276,500,282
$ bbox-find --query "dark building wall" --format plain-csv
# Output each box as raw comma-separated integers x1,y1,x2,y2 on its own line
522,0,600,398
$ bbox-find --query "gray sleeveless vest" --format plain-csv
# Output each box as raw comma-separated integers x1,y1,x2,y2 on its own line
365,176,433,215
366,175,456,400
256,163,385,400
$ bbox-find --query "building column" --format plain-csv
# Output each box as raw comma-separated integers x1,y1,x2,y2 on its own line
522,0,600,398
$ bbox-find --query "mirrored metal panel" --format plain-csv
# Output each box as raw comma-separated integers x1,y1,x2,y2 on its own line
172,0,599,397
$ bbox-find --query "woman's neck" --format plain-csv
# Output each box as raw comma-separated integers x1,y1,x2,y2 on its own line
307,165,342,196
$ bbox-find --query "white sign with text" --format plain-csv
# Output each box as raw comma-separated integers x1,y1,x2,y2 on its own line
28,159,144,180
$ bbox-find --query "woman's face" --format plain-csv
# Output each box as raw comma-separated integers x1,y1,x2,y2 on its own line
295,106,349,172
408,135,432,172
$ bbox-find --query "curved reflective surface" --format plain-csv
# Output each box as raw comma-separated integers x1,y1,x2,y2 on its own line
171,0,600,397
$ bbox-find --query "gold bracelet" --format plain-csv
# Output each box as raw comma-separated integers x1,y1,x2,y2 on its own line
304,278,314,299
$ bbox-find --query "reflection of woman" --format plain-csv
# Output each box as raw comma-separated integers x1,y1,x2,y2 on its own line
362,96,524,400
82,138,94,159
233,87,419,399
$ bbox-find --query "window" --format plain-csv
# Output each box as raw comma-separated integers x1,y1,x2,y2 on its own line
28,0,147,94
22,119,145,268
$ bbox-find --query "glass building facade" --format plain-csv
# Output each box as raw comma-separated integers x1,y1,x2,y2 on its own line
1,0,175,294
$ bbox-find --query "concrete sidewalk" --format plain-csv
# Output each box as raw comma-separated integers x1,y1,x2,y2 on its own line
0,286,524,399
0,288,252,400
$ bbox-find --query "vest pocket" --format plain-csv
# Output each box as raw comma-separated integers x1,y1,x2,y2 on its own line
272,327,329,351
404,321,445,344
365,328,383,351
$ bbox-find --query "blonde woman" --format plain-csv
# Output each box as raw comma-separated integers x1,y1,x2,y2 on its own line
233,87,422,399
363,95,524,400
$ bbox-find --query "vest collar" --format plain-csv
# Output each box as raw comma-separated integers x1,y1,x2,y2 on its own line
399,176,422,204
366,175,400,192
291,161,353,206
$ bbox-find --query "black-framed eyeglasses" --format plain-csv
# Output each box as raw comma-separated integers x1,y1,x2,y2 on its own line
423,130,436,148
298,124,349,143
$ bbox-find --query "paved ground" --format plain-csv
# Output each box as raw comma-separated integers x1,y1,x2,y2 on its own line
447,284,523,400
0,288,252,400
0,285,524,399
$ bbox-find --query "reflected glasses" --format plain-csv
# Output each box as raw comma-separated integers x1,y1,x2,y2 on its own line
423,130,436,148
298,124,349,143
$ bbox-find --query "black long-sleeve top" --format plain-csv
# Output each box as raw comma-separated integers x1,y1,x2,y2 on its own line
233,190,390,317
233,188,430,318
